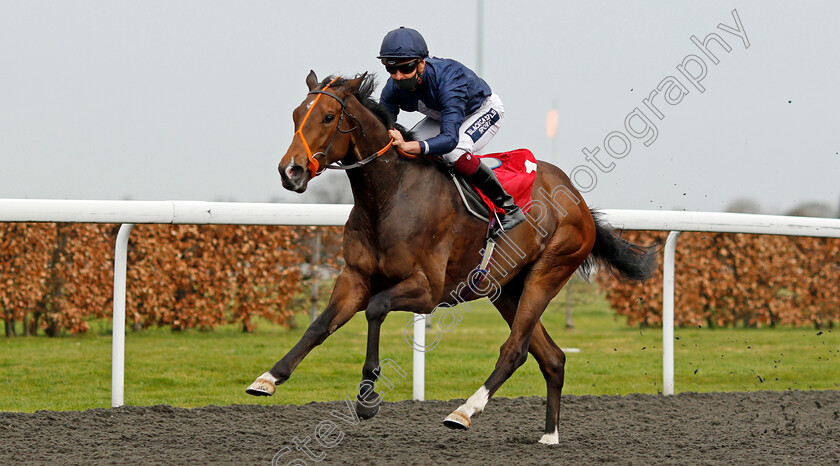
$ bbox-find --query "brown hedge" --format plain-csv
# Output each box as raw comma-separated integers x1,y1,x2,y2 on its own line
598,231,840,328
1,223,343,335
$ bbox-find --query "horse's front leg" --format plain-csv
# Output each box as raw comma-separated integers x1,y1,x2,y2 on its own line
355,270,436,419
246,268,370,396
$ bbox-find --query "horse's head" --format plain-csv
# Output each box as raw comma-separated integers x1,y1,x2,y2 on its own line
279,71,367,193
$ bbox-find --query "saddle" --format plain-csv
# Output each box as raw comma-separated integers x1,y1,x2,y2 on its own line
451,148,538,222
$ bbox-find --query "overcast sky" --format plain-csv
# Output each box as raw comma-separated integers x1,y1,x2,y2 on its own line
1,1,838,214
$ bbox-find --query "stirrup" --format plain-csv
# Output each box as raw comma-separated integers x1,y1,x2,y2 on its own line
490,207,525,237
502,206,526,230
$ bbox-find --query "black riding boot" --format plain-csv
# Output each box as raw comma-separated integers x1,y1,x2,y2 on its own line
466,163,527,233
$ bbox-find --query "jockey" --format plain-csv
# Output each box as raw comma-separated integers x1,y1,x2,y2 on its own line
378,26,526,233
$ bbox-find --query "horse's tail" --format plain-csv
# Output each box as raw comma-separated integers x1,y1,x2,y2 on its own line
579,209,658,281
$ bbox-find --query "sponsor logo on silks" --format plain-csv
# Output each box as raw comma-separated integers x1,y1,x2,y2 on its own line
465,108,500,143
480,157,503,169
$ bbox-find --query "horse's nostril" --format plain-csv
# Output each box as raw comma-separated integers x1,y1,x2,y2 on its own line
286,164,305,179
279,161,309,192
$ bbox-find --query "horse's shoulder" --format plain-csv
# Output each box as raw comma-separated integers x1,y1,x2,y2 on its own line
341,218,379,275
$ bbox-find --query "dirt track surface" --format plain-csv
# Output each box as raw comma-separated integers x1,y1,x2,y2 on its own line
1,390,839,465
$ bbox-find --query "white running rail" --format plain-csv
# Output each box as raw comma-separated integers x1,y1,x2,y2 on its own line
2,199,840,405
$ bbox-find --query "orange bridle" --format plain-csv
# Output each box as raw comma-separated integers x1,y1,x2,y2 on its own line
293,76,343,178
292,76,402,178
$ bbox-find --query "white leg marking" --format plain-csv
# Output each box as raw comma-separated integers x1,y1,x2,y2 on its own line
458,385,490,418
444,385,491,429
259,371,278,383
539,427,559,445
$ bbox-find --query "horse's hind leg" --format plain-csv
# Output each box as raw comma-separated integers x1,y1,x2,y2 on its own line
531,324,566,444
443,265,576,441
492,284,566,444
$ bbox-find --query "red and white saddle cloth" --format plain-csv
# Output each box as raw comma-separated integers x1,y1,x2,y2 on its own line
453,148,538,220
452,149,538,295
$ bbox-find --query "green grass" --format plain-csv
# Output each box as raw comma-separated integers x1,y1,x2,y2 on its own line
1,286,838,412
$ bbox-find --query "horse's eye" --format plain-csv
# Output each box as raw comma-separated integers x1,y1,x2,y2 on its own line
323,114,336,124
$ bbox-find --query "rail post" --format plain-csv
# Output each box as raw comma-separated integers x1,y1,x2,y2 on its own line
662,230,681,396
112,223,134,407
412,314,425,400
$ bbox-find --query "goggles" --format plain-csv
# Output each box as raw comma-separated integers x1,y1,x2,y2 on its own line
383,59,419,75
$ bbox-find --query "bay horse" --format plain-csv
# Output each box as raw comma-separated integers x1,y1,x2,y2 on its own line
247,71,655,444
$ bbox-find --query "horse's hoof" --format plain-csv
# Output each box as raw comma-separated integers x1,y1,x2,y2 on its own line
246,378,276,396
354,401,380,420
443,410,470,430
538,430,559,445
354,390,382,420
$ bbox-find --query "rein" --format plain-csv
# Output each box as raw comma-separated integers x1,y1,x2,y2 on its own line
295,76,398,177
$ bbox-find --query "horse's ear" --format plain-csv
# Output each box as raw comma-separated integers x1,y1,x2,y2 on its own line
343,72,368,95
306,70,319,91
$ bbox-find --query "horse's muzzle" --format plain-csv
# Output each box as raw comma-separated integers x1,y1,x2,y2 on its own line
278,161,310,193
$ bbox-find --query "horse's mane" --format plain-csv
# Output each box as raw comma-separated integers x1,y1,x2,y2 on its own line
318,74,415,140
